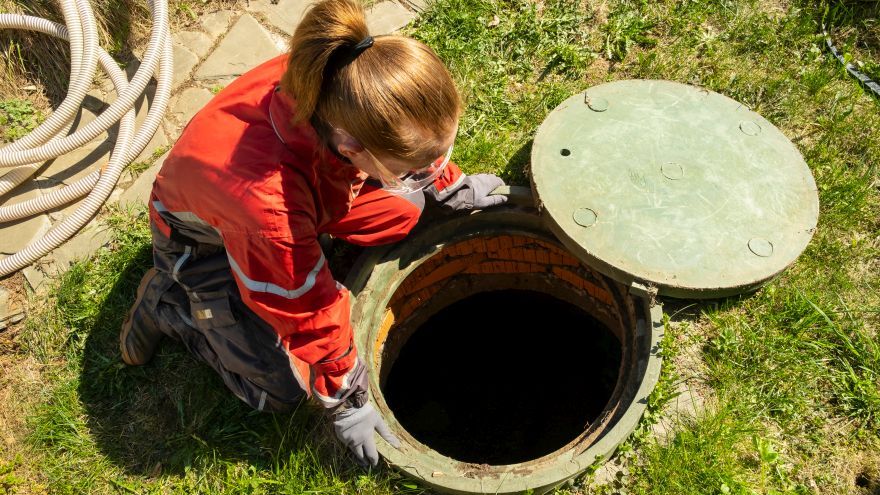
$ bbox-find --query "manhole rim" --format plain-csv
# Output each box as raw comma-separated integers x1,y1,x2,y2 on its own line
347,209,664,494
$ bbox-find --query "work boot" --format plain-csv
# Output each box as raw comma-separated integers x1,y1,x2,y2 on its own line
120,268,167,365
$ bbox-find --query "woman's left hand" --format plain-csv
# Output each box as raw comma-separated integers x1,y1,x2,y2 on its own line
444,173,509,210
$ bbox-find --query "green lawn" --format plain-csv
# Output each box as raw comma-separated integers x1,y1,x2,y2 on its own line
1,0,879,494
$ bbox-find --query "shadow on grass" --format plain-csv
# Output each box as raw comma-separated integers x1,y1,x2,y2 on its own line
504,138,533,187
821,0,879,31
72,242,364,482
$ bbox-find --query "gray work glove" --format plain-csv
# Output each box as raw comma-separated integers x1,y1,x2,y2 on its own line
333,402,400,467
443,174,508,210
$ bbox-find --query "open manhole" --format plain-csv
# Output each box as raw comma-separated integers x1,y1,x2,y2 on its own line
347,209,662,494
345,80,818,494
384,282,622,466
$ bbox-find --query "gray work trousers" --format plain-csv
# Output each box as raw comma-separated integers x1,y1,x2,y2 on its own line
137,221,306,413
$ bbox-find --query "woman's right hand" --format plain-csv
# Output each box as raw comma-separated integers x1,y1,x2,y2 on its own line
333,401,400,467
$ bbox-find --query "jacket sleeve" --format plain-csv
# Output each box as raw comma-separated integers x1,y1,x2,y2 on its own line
221,203,367,409
423,160,467,204
424,161,505,210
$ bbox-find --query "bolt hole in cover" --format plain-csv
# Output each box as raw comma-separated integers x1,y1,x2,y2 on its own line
531,80,819,298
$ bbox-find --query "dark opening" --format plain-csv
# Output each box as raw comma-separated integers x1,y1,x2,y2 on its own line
560,148,571,156
383,289,621,465
856,470,880,494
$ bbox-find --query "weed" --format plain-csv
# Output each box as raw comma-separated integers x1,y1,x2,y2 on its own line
1,39,25,82
0,455,23,494
175,1,197,21
859,60,880,81
0,98,43,142
602,9,656,61
580,314,680,492
128,144,170,176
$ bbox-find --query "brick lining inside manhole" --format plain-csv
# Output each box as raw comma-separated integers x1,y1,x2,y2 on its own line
375,234,627,465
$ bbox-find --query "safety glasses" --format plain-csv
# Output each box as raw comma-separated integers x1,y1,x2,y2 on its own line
335,129,456,195
366,142,454,195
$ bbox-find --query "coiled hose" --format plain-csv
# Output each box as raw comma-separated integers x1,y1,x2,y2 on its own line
0,0,172,277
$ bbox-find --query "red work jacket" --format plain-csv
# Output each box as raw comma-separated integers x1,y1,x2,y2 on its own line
149,54,464,406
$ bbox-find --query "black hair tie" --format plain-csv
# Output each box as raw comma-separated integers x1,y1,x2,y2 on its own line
351,36,374,58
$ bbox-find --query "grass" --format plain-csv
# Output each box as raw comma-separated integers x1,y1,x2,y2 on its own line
823,1,880,82
7,209,417,494
1,0,879,494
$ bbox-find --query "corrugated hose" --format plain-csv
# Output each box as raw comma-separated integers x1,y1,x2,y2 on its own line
0,0,172,276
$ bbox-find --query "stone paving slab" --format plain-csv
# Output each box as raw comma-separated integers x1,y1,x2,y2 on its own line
196,14,282,80
246,0,311,36
31,98,116,184
401,0,431,12
0,182,51,256
366,1,416,34
21,223,113,290
76,92,105,128
21,82,168,227
172,31,214,92
649,381,707,443
166,88,214,135
136,125,169,165
83,82,169,164
172,43,200,91
0,214,50,262
118,151,169,209
35,139,113,186
175,31,213,60
0,285,25,331
201,10,236,40
590,380,708,487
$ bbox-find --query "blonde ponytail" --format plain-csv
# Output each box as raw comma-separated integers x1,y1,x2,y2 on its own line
281,0,461,163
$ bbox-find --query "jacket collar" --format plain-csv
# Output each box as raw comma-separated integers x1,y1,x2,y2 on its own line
268,87,369,213
268,87,366,179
